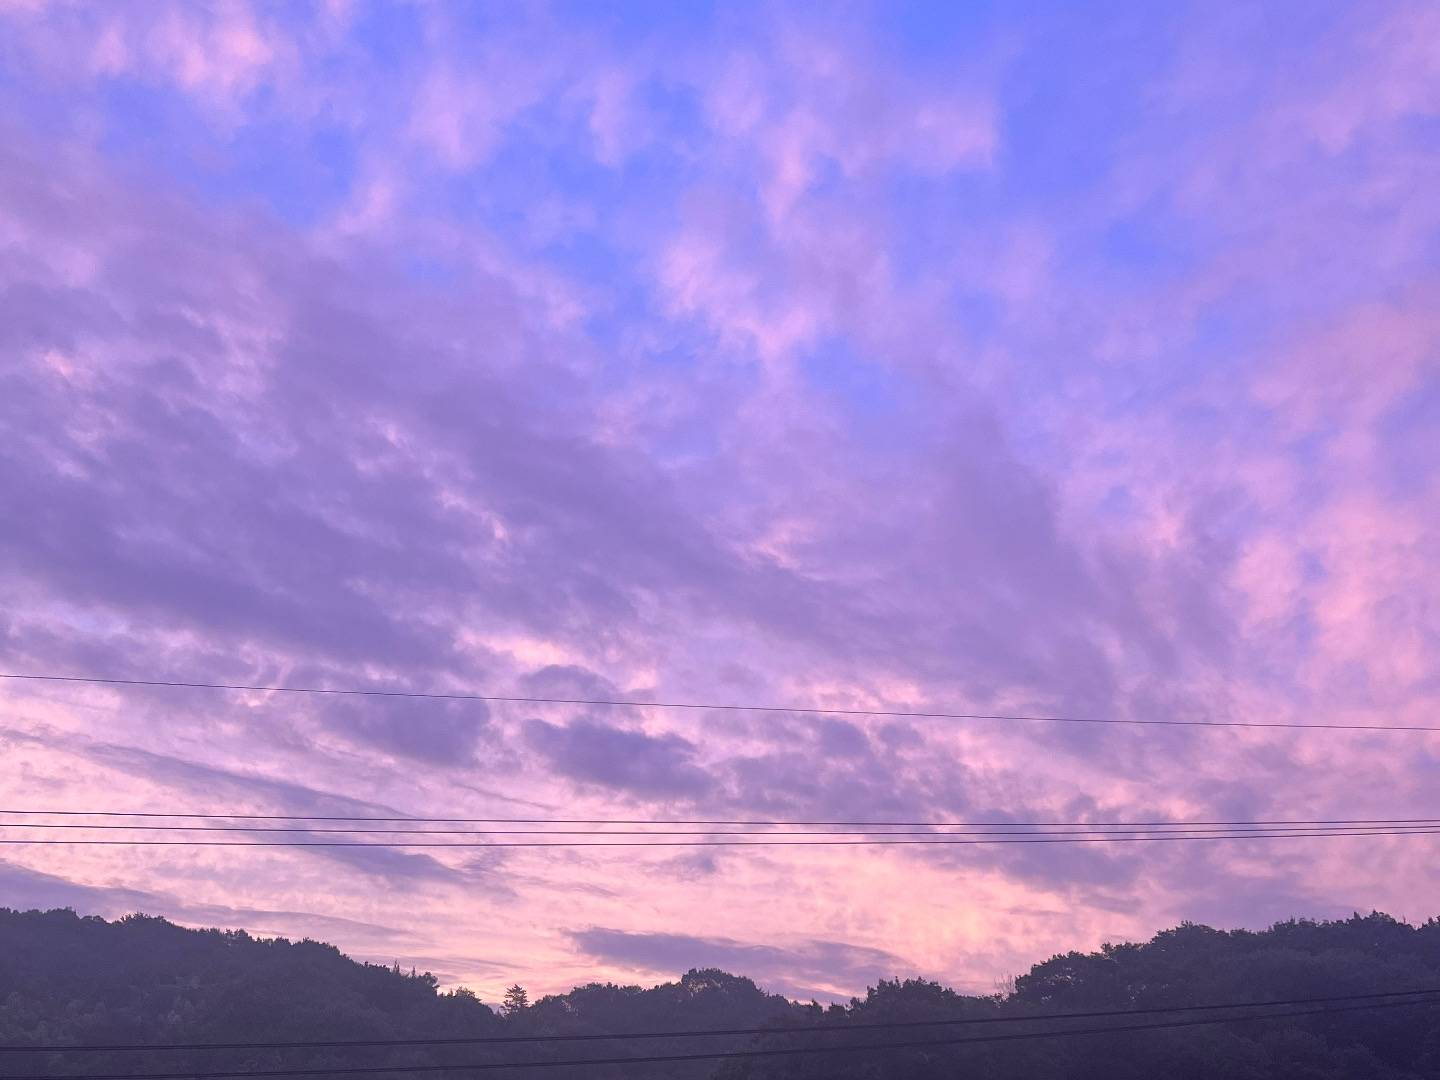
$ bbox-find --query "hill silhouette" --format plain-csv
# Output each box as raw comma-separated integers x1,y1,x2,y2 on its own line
3,907,1440,1078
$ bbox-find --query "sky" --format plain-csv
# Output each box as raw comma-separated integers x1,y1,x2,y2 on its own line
1,0,1439,1005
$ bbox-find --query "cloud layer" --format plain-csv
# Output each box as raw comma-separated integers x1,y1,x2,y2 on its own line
1,0,1438,1003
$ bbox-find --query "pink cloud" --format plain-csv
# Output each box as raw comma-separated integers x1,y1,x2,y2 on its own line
1,0,1439,1008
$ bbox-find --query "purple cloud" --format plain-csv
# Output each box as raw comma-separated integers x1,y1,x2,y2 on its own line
0,0,1437,1006
567,928,909,1001
316,696,491,765
523,719,714,800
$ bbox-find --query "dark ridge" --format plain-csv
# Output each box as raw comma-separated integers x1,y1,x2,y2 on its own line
4,908,1440,1078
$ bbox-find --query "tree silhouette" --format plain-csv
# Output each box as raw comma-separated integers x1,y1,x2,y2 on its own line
5,907,1440,1079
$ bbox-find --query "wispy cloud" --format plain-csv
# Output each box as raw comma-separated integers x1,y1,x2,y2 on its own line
0,0,1436,1003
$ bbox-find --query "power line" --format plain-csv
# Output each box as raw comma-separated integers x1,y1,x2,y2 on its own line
2,987,1435,1054
5,826,1440,847
4,672,1436,732
8,829,1440,846
9,997,1438,1079
7,809,1440,827
6,823,1440,841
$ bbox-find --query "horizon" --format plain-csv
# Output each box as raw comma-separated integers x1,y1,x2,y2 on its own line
2,0,1439,1006
2,903,1427,1008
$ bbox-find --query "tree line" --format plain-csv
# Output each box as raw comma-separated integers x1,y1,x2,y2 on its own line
3,907,1439,1078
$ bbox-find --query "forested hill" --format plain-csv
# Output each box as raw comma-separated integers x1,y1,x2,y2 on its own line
4,908,1440,1079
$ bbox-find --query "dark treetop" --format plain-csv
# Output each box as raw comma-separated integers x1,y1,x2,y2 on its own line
3,908,1440,1079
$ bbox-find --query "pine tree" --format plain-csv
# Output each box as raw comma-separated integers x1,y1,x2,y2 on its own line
501,984,529,1014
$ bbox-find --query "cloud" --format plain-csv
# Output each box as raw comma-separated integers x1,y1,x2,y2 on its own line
524,719,714,799
0,860,162,914
0,0,1437,1009
316,696,491,765
518,664,624,702
72,741,472,885
567,927,909,1001
0,860,413,948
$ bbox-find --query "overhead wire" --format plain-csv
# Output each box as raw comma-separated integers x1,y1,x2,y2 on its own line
6,821,1440,837
5,807,1440,848
6,826,1440,847
1,987,1436,1054
6,809,1440,827
7,996,1439,1079
4,672,1436,732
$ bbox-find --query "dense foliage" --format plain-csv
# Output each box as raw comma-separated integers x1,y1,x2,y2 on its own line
3,908,1440,1078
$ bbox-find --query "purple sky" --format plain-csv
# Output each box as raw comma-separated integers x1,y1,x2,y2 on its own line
1,0,1439,1004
